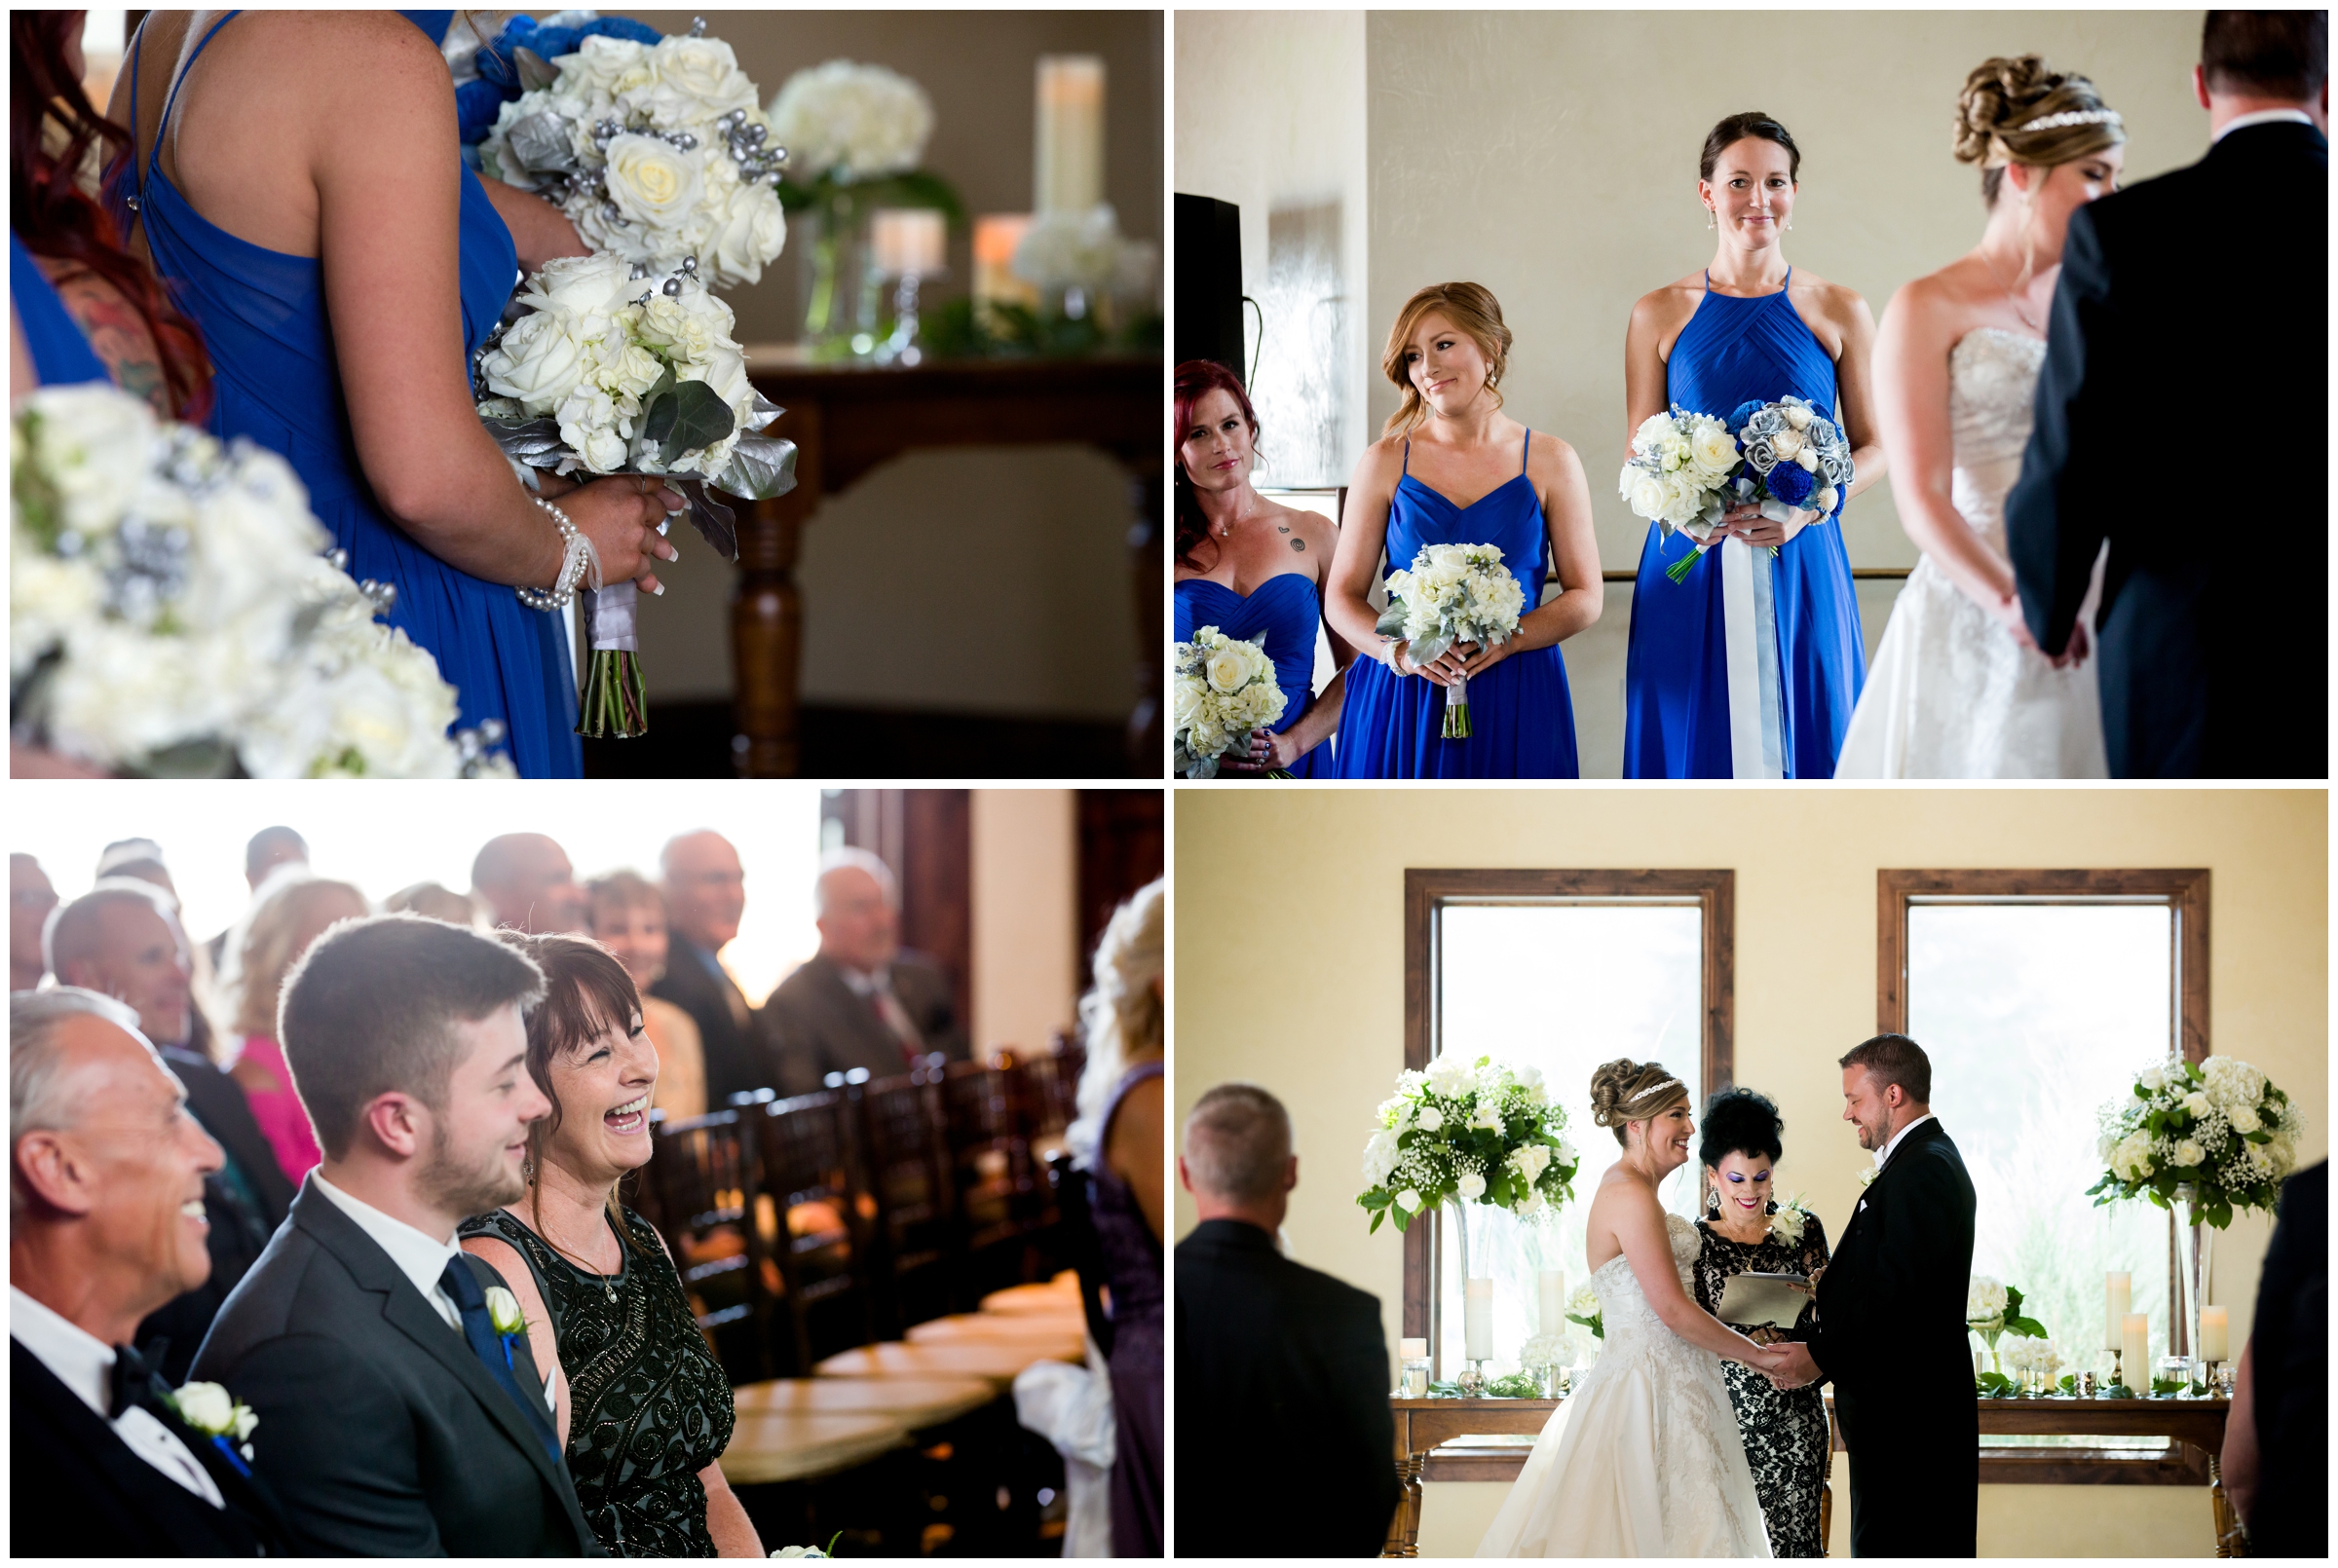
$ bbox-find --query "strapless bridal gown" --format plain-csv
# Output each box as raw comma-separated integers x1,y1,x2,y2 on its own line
1477,1213,1772,1557
1833,329,2107,778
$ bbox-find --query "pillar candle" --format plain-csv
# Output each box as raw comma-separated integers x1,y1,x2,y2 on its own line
1464,1277,1494,1362
972,213,1037,308
870,209,946,277
2104,1271,2131,1350
1539,1270,1566,1336
1974,1348,1985,1376
2198,1306,2228,1363
1035,56,1104,212
2121,1313,2150,1388
1400,1337,1428,1360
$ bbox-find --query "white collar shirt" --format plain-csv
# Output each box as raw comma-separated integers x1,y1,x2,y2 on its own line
312,1172,464,1332
835,963,890,997
1875,1112,1938,1173
11,1286,225,1508
2213,107,2316,142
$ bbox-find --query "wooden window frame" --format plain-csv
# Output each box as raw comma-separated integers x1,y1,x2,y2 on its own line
1400,869,1735,1359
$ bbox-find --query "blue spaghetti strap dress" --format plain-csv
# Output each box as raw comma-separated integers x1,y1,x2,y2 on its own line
1622,270,1865,779
1174,573,1330,776
117,10,579,776
1333,429,1579,778
10,233,111,387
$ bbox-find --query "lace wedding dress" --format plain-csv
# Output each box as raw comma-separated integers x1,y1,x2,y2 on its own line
1833,328,2108,778
1476,1213,1772,1557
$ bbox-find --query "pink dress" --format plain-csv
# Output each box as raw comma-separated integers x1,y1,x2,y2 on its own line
236,1035,322,1183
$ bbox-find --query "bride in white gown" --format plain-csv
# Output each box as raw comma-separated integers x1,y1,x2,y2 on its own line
1834,56,2127,778
1479,1062,1786,1558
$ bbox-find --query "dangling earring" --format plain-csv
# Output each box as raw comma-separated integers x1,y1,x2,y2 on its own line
521,1155,537,1185
1707,1184,1721,1215
1785,216,1794,231
1705,206,1716,230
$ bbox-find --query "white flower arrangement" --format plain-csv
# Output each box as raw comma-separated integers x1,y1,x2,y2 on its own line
12,385,508,778
165,1379,258,1460
1565,1280,1603,1340
479,30,788,289
1619,405,1738,544
1011,204,1158,300
1171,625,1288,779
1374,541,1527,740
1998,1334,2064,1384
1766,1197,1813,1247
765,59,932,183
1358,1057,1579,1233
2089,1054,2300,1228
1517,1331,1567,1370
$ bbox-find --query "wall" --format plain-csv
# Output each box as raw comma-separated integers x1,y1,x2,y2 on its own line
1171,787,2325,1556
618,11,1160,714
970,788,1077,1056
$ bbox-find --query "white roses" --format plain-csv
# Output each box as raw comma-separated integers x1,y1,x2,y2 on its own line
1357,1056,1581,1238
2091,1054,2300,1228
1620,406,1738,538
1172,626,1288,778
766,59,934,182
166,1379,258,1458
1965,1276,2010,1329
603,133,706,227
1766,1201,1809,1247
484,1285,527,1337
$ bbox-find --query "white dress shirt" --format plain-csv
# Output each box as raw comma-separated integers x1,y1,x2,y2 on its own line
2212,107,2316,143
11,1287,225,1508
839,962,925,1054
312,1171,467,1330
1874,1112,1938,1173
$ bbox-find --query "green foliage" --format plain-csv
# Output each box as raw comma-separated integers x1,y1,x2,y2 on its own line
1974,1370,2017,1398
1999,1285,2048,1340
1565,1311,1603,1341
776,168,966,225
2149,1377,2187,1396
924,296,1161,362
2056,1374,2079,1395
641,377,735,468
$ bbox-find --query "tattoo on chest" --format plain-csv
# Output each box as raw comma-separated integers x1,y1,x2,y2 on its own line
1289,538,1305,551
1276,523,1290,533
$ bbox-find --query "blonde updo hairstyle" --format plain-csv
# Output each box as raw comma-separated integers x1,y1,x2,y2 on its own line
1380,281,1513,439
1067,877,1164,1169
1953,55,2125,206
1589,1057,1690,1148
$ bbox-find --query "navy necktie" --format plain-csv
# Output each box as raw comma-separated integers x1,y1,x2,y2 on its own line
437,1257,564,1465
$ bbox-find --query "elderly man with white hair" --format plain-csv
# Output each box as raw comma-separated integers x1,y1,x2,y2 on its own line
649,830,764,1105
762,847,968,1098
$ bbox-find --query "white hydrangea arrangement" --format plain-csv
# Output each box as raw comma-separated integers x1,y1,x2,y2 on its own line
479,28,788,289
1171,625,1288,779
1998,1333,2064,1386
765,59,932,183
1375,541,1527,740
1012,204,1159,301
1357,1056,1580,1234
2089,1055,2300,1228
12,385,509,778
1565,1279,1604,1341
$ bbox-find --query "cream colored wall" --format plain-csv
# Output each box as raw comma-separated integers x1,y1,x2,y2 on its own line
970,789,1077,1056
1171,787,2326,1556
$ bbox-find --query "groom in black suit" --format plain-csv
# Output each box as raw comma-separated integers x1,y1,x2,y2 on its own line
1768,1034,1977,1557
2006,11,2328,778
191,915,599,1555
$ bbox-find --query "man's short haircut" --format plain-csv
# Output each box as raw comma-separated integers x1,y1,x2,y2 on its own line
2203,10,2327,99
1838,1032,1933,1105
814,847,897,915
43,880,177,978
245,826,309,877
11,989,144,1214
280,914,547,1160
1182,1082,1294,1205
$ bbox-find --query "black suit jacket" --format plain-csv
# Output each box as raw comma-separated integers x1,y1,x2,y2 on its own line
10,1336,292,1556
651,937,763,1105
191,1177,599,1556
2244,1159,2324,1555
764,952,968,1099
2006,120,2328,778
1804,1117,1977,1556
1174,1218,1399,1557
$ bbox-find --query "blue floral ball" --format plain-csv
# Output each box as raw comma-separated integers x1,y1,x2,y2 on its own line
1727,399,1766,433
1767,459,1816,508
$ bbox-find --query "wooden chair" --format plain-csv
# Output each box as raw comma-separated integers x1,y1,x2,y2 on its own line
645,1107,776,1382
938,1059,1053,1297
849,1062,962,1333
1001,1043,1084,1161
750,1091,879,1372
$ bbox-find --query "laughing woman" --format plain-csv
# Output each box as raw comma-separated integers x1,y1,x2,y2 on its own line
460,932,761,1556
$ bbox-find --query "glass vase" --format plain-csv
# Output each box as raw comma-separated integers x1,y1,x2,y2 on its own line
797,196,880,361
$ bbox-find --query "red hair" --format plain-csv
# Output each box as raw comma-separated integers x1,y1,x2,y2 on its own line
1173,358,1259,566
11,12,212,421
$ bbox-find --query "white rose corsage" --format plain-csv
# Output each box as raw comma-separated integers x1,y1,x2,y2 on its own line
165,1379,258,1464
1767,1197,1812,1246
1857,1164,1880,1189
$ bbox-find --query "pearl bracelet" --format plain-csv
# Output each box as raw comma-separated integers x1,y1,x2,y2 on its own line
515,495,602,611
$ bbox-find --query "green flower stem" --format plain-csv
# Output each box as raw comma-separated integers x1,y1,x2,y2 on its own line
576,650,648,739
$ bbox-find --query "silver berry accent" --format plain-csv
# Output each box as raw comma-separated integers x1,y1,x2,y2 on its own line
662,278,682,297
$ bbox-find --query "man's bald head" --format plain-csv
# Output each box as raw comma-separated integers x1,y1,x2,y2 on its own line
660,831,744,952
45,884,192,1048
470,834,582,935
245,826,309,890
1180,1083,1299,1230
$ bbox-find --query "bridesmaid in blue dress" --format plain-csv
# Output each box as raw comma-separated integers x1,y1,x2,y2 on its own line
1172,359,1353,776
1327,282,1602,778
1622,113,1886,779
109,11,681,778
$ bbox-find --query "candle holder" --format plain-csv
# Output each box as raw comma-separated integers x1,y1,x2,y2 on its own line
1454,1360,1488,1398
2105,1348,2130,1395
2077,1370,2098,1398
2206,1361,2235,1399
874,272,927,367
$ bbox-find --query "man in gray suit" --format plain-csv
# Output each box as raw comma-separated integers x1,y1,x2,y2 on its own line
765,849,967,1097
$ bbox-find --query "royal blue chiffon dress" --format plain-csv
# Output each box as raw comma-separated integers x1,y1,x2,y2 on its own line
1174,573,1330,777
1333,429,1579,777
117,10,579,776
1623,270,1865,779
10,233,111,387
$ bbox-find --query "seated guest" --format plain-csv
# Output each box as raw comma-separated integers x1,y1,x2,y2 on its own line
206,827,309,973
766,848,969,1098
461,932,760,1555
387,881,481,926
10,988,290,1554
48,882,289,1382
226,877,370,1185
1176,1083,1400,1557
2223,1158,2325,1556
584,871,707,1119
653,830,763,1104
11,852,57,990
85,841,227,1065
471,833,584,935
190,915,597,1554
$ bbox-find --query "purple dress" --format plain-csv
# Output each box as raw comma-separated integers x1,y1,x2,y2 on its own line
1092,1060,1163,1556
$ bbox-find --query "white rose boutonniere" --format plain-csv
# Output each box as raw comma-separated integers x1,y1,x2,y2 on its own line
484,1284,528,1339
1767,1199,1810,1246
165,1379,259,1461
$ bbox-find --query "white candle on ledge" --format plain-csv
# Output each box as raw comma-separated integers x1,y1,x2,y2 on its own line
1035,55,1104,212
1539,1270,1566,1336
2121,1313,2150,1389
2104,1271,2131,1350
2198,1306,2228,1363
1463,1277,1494,1362
870,209,946,277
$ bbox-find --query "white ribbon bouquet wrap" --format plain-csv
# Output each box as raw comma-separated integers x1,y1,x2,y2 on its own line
1375,541,1526,740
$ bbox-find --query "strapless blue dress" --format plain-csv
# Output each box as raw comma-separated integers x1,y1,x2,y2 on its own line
10,232,110,388
1175,574,1329,777
1333,430,1579,778
1623,271,1864,779
117,10,578,776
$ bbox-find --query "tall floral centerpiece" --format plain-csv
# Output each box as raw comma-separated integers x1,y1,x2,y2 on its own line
1358,1056,1580,1383
2088,1055,2300,1378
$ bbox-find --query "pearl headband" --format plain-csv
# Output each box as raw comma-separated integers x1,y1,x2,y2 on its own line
2016,108,2123,131
1627,1078,1683,1105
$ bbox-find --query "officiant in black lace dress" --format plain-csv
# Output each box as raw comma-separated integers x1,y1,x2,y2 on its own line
1690,1089,1832,1557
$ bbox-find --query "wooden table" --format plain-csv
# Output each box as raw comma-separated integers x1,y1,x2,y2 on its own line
1384,1397,1561,1556
718,1409,912,1486
736,350,1162,777
734,1375,1000,1430
814,1337,1081,1390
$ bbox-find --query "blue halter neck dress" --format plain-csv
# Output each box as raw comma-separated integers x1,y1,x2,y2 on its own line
1333,429,1580,778
10,233,111,388
1175,573,1330,776
116,10,578,777
1623,271,1864,779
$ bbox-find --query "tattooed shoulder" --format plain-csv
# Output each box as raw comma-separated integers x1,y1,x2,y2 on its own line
46,264,171,418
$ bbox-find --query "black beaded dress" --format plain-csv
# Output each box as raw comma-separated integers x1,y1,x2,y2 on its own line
1691,1204,1832,1558
462,1206,734,1556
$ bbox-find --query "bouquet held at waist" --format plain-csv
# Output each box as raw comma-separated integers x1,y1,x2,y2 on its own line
1619,396,1850,584
1376,541,1526,739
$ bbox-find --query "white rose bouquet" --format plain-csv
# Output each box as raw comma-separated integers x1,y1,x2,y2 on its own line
12,385,509,777
1358,1056,1580,1235
479,23,789,290
1375,541,1527,740
1565,1280,1604,1341
2088,1055,2300,1228
1171,625,1288,779
1619,405,1739,581
474,251,796,737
